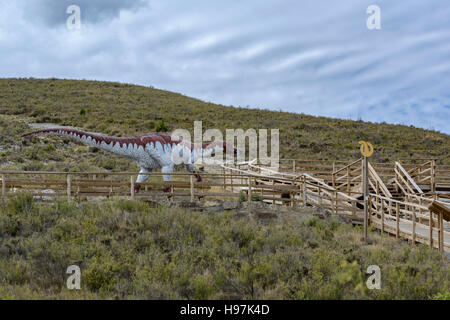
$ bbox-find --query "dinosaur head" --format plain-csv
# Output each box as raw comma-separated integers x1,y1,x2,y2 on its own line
200,140,238,163
221,141,238,156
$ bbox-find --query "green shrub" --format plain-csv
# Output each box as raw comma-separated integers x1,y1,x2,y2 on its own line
251,194,263,202
0,198,448,299
431,290,450,300
155,119,168,132
7,192,34,215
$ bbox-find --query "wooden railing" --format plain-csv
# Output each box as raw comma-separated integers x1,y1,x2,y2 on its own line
0,168,365,223
394,161,424,196
368,162,392,198
256,157,449,182
330,159,392,199
0,171,248,202
2,157,449,252
403,192,450,210
369,193,449,252
222,162,364,221
398,159,436,192
331,158,363,195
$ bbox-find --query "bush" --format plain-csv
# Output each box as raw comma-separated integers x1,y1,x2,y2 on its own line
0,198,448,299
7,192,34,215
155,119,168,132
239,190,247,202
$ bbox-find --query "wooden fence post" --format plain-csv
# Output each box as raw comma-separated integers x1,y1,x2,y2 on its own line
130,176,135,200
441,213,444,252
376,180,379,196
439,213,443,253
363,157,368,240
334,191,338,215
222,167,225,191
412,207,416,244
1,174,5,200
292,160,296,173
388,200,392,218
381,197,385,233
190,175,195,202
302,177,307,207
419,198,423,224
346,166,350,195
429,212,433,249
396,202,400,238
238,164,242,186
430,159,436,193
230,170,234,192
271,179,275,205
318,185,322,206
248,176,252,203
67,174,72,202
261,185,265,204
428,201,449,251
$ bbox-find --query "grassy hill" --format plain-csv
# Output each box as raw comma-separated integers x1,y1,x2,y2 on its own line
0,77,449,173
0,78,449,300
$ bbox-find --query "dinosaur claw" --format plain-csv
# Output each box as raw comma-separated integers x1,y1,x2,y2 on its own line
134,184,141,194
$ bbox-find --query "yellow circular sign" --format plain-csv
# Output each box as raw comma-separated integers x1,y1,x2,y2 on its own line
359,141,374,157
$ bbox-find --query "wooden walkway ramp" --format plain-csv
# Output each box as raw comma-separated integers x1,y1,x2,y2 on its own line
1,157,449,252
225,158,450,252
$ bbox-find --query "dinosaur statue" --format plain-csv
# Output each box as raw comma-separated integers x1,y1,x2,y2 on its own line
22,128,237,192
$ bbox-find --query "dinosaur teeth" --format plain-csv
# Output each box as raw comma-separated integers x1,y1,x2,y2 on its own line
155,141,163,153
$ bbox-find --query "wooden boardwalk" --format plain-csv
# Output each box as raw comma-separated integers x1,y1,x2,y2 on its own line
1,157,449,252
374,219,449,251
225,159,450,252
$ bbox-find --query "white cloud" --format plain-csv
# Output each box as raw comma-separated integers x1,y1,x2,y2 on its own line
0,0,449,133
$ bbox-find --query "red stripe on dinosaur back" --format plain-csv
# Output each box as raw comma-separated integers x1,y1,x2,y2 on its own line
22,128,178,149
22,128,235,154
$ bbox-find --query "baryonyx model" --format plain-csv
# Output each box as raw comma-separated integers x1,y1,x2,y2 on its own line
22,128,237,192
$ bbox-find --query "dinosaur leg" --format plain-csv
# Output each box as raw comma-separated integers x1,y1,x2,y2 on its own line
185,163,202,182
135,168,152,193
161,165,174,193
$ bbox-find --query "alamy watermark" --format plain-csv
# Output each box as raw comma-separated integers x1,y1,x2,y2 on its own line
171,121,279,168
366,265,381,289
366,5,381,30
66,265,81,289
66,5,81,30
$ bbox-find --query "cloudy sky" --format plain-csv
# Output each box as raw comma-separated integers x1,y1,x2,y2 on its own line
0,1,449,133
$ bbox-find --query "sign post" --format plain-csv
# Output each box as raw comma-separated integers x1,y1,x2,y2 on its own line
359,141,374,240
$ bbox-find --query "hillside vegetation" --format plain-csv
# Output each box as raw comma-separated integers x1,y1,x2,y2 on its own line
0,78,449,174
0,78,449,300
0,194,448,299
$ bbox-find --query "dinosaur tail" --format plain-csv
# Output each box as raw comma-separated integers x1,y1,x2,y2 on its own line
22,128,144,159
